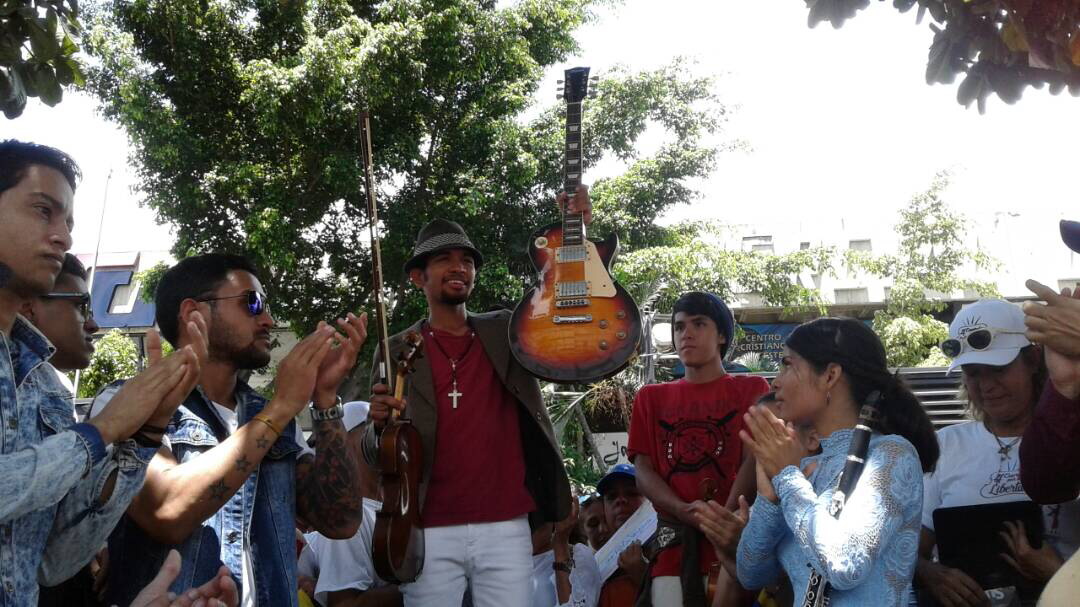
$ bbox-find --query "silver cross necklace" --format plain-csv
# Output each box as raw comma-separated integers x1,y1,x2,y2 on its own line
425,323,476,410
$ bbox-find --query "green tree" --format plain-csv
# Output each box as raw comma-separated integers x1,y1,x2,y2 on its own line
845,171,998,367
1,0,84,118
78,328,138,398
800,0,1080,112
84,0,730,393
612,221,836,313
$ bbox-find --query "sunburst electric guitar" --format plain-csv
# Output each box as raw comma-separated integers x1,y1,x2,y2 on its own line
509,67,642,383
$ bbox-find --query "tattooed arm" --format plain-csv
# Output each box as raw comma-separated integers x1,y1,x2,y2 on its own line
295,415,363,539
295,312,369,539
125,327,343,545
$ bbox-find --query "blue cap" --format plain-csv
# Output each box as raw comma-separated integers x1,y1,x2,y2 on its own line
597,463,636,497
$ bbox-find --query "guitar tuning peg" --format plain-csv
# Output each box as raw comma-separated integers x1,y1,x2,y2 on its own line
590,76,599,82
556,94,564,100
557,79,564,84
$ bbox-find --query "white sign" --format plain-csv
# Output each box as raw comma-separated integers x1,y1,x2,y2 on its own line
592,431,630,467
593,500,657,583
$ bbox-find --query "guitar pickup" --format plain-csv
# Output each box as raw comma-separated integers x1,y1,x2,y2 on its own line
555,281,588,298
556,298,589,309
556,246,588,263
553,314,593,324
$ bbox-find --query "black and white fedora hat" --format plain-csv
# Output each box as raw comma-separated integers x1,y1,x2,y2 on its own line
403,218,485,274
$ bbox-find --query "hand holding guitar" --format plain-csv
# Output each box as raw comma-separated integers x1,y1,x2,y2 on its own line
556,184,592,226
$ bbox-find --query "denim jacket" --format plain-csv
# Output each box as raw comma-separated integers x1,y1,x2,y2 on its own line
98,380,304,607
0,316,155,607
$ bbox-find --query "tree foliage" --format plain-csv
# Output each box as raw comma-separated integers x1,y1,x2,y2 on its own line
802,0,1080,112
845,171,998,366
78,328,138,398
0,0,84,118
83,0,730,394
612,222,836,314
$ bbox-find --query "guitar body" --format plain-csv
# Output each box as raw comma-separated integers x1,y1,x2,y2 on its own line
509,221,642,383
372,419,425,584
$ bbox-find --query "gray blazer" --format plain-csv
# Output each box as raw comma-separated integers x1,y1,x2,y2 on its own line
361,309,572,525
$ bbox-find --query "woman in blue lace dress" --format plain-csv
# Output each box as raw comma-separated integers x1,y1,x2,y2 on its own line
735,318,940,607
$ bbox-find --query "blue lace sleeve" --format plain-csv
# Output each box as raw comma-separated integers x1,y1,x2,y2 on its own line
774,438,922,591
736,492,787,589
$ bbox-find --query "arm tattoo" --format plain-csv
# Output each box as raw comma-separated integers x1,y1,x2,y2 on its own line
296,418,363,536
256,435,270,449
234,455,252,473
207,480,229,502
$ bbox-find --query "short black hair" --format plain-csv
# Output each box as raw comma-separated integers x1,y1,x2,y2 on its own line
57,253,87,282
155,253,260,345
672,291,736,358
0,140,81,195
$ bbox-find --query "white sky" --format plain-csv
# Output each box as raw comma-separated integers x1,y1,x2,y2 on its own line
1,0,1075,256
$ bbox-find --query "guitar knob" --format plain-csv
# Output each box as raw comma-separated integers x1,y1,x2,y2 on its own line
599,340,609,350
615,310,626,319
599,320,608,329
616,331,627,340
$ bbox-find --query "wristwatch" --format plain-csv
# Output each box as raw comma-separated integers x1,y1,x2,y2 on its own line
553,552,575,573
309,396,344,422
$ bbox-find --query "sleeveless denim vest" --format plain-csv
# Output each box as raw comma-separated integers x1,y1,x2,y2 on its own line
102,382,302,607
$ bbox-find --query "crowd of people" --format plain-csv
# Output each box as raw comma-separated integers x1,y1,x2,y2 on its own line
3,136,1080,607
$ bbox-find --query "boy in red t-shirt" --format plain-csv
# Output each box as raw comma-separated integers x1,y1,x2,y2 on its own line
627,292,769,606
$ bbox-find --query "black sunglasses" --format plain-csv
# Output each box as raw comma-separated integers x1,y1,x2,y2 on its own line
42,292,93,319
196,290,270,317
940,327,1025,358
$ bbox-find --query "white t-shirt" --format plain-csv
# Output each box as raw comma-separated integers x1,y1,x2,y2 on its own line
530,544,602,607
923,420,1080,560
310,498,386,606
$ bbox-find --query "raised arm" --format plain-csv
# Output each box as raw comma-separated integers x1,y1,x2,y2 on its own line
119,328,339,545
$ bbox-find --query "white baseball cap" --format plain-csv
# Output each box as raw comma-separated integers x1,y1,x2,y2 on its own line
944,299,1031,372
342,400,370,431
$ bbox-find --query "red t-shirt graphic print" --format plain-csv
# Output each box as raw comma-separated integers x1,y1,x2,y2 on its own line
627,374,769,577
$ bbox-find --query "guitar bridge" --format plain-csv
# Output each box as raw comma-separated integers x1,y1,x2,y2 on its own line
555,298,589,309
553,314,593,324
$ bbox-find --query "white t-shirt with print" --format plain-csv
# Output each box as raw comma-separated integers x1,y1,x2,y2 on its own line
922,420,1080,560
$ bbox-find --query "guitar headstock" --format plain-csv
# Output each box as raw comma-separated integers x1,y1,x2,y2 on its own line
396,330,425,377
557,66,598,103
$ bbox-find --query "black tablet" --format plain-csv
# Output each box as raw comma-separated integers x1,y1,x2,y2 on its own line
933,501,1044,590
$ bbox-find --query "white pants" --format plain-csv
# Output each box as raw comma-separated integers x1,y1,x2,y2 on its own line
402,515,533,607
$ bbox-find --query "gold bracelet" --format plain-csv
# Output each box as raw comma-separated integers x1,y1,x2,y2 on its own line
252,414,281,436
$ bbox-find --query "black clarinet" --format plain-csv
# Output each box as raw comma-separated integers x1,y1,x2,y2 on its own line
802,390,882,607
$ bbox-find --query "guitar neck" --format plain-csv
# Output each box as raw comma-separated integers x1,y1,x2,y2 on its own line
562,100,585,245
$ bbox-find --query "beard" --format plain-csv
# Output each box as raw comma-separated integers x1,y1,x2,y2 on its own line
438,290,470,306
208,320,271,370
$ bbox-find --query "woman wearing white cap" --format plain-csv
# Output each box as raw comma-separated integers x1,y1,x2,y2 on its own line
914,299,1080,607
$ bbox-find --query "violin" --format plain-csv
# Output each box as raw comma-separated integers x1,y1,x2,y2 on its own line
359,112,426,583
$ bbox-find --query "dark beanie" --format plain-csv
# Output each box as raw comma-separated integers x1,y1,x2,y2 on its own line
672,291,736,358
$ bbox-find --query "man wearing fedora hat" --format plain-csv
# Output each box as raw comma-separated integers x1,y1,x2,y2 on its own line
361,188,588,607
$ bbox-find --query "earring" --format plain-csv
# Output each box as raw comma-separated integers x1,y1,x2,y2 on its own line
825,391,831,407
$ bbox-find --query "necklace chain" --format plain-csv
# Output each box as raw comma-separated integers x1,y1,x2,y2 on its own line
425,322,475,409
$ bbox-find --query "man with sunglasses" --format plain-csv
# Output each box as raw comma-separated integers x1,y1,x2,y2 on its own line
0,139,203,607
90,253,369,607
22,253,98,377
19,253,100,607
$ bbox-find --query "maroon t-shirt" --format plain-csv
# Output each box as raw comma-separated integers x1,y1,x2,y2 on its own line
420,327,536,527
